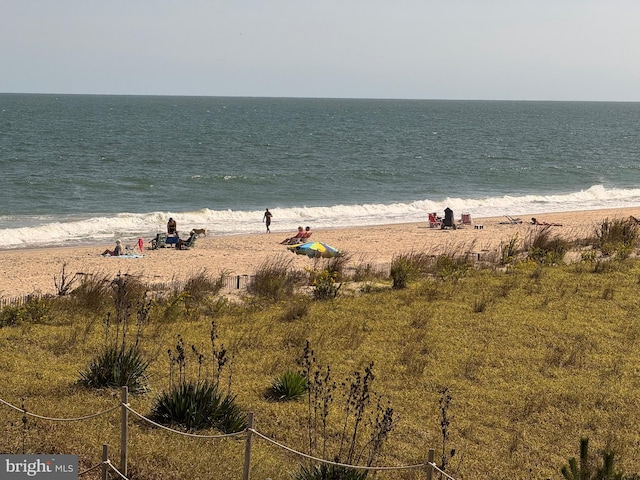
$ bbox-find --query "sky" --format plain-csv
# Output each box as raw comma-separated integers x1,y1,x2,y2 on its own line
2,0,639,101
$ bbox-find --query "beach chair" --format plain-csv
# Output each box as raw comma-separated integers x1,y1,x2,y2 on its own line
176,233,197,250
151,233,168,249
460,213,472,226
428,212,442,228
500,215,522,225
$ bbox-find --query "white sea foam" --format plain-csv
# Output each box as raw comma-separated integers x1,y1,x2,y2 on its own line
1,185,640,249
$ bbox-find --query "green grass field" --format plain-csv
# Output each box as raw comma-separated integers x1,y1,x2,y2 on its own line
2,237,640,479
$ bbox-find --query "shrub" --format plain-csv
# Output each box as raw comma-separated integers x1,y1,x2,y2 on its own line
391,251,434,289
79,344,150,393
390,256,412,289
69,273,111,312
596,217,638,259
280,299,310,322
267,370,308,401
182,270,228,302
526,226,569,265
500,234,520,265
310,269,342,300
79,275,152,393
248,255,297,301
433,254,471,281
0,295,53,327
150,380,246,433
560,437,629,480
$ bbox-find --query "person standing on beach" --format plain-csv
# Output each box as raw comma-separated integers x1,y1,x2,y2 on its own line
167,217,177,235
263,208,273,233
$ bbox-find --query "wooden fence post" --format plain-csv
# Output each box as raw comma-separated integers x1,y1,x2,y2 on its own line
426,448,434,480
242,412,254,480
121,386,128,477
101,444,109,480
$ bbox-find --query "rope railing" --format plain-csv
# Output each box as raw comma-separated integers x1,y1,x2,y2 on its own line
77,462,104,476
429,462,460,480
1,393,441,479
0,397,120,422
249,428,426,471
124,403,245,439
104,460,130,480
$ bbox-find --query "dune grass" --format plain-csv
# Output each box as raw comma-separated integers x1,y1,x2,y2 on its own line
3,220,640,479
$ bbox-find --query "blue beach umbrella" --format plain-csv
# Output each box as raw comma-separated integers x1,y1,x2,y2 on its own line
287,241,340,258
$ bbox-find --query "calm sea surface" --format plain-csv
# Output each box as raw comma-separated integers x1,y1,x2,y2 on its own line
1,94,639,248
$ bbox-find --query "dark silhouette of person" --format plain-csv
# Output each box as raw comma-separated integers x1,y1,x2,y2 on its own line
442,207,456,229
263,209,273,233
167,217,177,235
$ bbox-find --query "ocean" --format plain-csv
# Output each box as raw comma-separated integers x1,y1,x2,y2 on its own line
1,94,639,249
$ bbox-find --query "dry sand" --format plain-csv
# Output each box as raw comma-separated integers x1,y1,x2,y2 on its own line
1,207,638,299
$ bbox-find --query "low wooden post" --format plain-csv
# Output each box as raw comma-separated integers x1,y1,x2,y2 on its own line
236,275,241,289
242,412,255,480
101,444,109,480
426,448,435,480
121,386,128,477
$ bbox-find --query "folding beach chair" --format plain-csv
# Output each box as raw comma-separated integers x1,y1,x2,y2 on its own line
428,212,442,228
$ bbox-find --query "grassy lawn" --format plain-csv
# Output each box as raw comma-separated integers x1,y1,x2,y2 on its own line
2,249,640,479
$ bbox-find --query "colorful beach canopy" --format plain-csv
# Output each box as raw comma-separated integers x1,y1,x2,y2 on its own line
287,241,340,258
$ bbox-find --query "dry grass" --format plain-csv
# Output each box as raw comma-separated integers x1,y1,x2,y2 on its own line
3,251,640,479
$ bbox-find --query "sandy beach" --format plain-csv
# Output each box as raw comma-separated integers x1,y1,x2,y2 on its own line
1,207,638,300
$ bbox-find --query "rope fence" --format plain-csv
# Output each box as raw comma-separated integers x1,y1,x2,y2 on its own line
0,388,460,480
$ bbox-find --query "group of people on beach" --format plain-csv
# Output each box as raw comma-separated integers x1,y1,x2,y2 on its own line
263,208,313,244
280,226,312,244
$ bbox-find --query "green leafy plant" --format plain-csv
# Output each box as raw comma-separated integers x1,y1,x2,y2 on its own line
500,234,520,265
526,225,569,265
560,437,628,480
0,295,52,327
310,269,342,300
79,343,150,393
78,274,151,392
267,370,308,401
151,322,245,432
596,217,638,259
150,380,246,433
390,255,415,289
434,254,471,281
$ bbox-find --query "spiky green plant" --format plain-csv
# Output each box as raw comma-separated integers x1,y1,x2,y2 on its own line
560,437,627,480
267,370,308,401
150,380,246,433
78,344,150,393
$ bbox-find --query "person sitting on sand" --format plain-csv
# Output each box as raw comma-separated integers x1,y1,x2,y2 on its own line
301,226,312,240
531,217,562,226
102,240,123,256
175,231,196,250
280,226,305,245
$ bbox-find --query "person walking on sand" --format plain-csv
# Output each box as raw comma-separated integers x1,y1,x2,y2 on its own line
263,208,273,233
